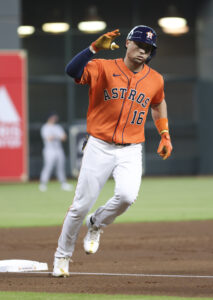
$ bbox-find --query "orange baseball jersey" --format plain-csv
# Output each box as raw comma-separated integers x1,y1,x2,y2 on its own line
77,58,164,144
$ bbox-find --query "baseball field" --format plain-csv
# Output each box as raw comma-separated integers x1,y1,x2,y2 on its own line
0,176,213,299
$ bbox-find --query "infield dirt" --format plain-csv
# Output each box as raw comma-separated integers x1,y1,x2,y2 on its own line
0,221,213,297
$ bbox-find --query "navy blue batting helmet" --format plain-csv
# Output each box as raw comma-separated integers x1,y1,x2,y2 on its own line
127,25,157,63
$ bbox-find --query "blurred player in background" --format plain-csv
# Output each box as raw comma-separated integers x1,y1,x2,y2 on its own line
39,112,73,192
53,25,173,276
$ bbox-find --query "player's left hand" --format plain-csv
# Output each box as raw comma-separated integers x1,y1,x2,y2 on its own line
91,29,120,52
157,132,173,160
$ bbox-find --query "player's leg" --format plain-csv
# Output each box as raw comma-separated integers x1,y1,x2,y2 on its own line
39,149,56,191
91,143,142,228
55,149,72,191
54,137,114,265
83,143,142,254
55,149,66,183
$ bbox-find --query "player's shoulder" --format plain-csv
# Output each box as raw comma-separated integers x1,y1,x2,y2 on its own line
86,58,117,74
41,123,47,131
88,58,116,66
40,123,50,136
148,65,164,82
91,58,115,63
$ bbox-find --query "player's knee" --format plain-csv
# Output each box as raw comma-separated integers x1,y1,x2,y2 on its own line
69,202,90,219
116,191,136,207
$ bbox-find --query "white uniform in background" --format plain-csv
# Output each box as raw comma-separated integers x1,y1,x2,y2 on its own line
39,122,72,191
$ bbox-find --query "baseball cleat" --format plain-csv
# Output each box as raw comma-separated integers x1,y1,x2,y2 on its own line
52,257,70,277
83,214,103,254
61,183,73,191
39,184,47,192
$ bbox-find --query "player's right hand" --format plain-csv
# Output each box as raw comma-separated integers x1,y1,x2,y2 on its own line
91,29,120,52
157,132,173,160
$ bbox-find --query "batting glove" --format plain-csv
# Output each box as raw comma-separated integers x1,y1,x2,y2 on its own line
157,132,173,160
90,29,120,53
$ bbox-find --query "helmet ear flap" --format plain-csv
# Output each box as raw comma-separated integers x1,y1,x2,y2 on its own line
146,47,156,64
146,56,152,64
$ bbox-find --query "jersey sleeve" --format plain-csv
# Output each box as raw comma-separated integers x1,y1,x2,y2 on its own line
41,126,48,140
55,125,66,139
151,75,165,104
75,59,102,85
65,47,94,79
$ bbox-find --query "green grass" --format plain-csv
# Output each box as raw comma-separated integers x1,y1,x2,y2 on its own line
0,177,213,300
0,176,213,228
0,292,212,300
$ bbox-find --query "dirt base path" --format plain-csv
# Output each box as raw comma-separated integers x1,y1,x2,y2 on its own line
0,221,213,297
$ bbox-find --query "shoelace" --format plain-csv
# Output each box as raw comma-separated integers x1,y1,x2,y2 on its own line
57,257,72,265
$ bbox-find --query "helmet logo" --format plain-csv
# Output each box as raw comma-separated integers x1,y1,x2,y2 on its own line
146,31,154,39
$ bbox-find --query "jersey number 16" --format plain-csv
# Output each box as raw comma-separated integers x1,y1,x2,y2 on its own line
130,110,145,125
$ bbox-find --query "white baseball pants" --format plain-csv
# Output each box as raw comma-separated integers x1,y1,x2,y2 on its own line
55,136,142,258
40,148,66,184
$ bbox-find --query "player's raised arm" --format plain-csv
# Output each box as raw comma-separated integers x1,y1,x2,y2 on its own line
65,29,120,79
65,48,94,79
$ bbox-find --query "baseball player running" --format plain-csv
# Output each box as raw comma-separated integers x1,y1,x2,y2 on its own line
53,25,173,277
39,113,73,192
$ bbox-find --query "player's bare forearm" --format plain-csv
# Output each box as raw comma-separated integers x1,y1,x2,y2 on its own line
151,99,167,122
61,134,67,142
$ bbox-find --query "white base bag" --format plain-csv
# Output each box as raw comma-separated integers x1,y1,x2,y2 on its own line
0,259,48,272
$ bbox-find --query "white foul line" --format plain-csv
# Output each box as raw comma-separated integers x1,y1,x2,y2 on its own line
71,272,213,279
8,271,213,279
